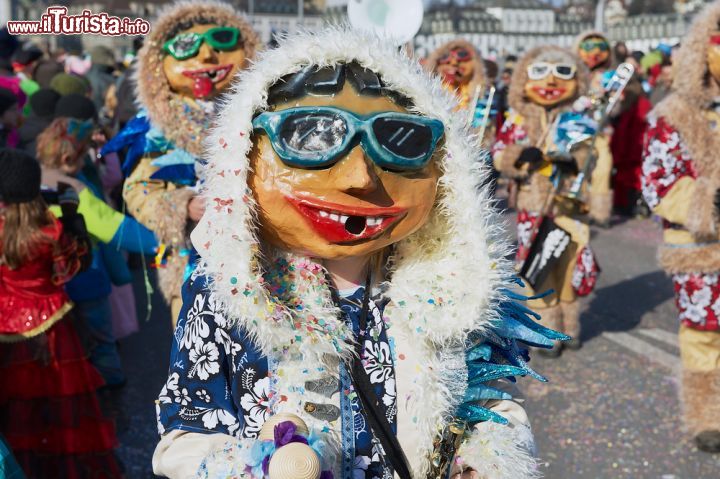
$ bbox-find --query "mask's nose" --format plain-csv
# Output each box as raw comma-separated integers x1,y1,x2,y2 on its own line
331,145,379,196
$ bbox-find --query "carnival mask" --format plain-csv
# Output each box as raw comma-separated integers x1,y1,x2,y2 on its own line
707,33,720,85
578,36,610,70
249,84,443,260
524,61,578,107
162,23,246,100
435,47,475,88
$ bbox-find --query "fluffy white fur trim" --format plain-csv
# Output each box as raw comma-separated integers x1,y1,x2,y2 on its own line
193,26,515,352
191,26,526,474
456,422,540,479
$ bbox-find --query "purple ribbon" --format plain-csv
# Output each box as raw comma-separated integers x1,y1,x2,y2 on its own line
274,421,310,448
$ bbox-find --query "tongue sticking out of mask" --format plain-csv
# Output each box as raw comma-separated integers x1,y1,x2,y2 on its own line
192,76,214,99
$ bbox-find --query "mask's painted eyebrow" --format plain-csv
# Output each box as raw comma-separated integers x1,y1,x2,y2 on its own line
266,62,414,109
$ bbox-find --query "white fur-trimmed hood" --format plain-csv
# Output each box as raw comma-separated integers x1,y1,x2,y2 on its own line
192,26,515,357
191,27,536,479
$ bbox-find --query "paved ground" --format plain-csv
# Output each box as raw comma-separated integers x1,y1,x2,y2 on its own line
108,215,720,478
522,216,720,479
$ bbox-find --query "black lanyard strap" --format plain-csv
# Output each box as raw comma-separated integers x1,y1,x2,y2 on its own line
328,274,413,479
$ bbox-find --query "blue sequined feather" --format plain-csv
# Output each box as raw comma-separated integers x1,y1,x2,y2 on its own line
457,278,570,425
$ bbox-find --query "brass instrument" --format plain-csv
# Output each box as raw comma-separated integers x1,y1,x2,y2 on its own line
427,419,467,479
559,63,635,203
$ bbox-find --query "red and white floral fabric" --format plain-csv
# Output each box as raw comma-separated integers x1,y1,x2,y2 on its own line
673,273,720,331
492,113,529,157
572,245,600,297
515,210,541,263
641,116,697,211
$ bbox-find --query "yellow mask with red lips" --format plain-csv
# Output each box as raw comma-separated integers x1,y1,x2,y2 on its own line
578,35,610,71
435,46,476,89
162,23,247,100
249,79,442,260
525,61,578,108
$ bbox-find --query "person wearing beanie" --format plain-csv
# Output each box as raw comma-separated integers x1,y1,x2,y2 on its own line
0,148,123,478
32,59,64,88
36,117,157,388
87,45,116,111
54,93,97,121
0,28,19,60
17,88,59,155
49,72,90,97
0,87,19,149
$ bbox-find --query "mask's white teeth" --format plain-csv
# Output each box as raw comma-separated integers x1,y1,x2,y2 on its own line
319,210,329,218
367,217,382,226
339,215,349,223
329,213,340,222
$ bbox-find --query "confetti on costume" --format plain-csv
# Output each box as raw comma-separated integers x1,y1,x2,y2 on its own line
153,27,566,479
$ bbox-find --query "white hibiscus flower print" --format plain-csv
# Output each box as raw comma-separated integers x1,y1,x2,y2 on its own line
678,284,710,326
175,387,191,406
156,401,165,435
646,138,668,164
201,408,239,435
382,377,397,423
239,372,271,438
215,327,242,371
188,341,220,380
517,219,535,248
182,294,211,350
363,339,393,384
196,389,211,403
159,372,191,405
206,292,229,329
158,372,179,404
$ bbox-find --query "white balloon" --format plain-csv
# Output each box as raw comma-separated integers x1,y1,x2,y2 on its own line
347,0,424,45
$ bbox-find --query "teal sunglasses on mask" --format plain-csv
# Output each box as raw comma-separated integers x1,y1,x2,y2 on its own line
252,106,445,171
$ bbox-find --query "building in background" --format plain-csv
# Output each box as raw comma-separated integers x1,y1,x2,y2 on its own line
413,1,592,58
3,0,719,60
235,0,324,44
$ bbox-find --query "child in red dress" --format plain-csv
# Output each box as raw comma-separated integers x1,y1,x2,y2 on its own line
0,149,122,478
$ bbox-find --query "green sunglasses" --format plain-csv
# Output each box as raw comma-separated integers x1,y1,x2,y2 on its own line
580,39,609,52
252,106,445,172
163,26,241,60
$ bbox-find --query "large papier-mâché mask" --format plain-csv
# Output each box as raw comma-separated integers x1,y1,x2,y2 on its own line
162,23,246,99
435,46,475,89
524,61,578,108
708,32,720,85
578,36,610,71
249,84,443,260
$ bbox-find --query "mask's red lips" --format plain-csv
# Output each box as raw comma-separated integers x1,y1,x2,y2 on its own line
181,64,233,83
286,195,407,244
182,64,233,99
531,85,567,101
